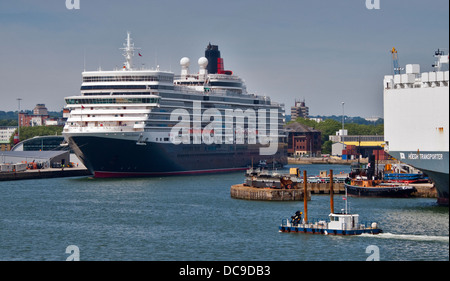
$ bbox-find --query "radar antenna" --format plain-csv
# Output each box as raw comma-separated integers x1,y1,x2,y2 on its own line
432,49,449,71
120,32,140,70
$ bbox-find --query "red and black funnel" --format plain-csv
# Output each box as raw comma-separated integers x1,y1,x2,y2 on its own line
205,43,233,75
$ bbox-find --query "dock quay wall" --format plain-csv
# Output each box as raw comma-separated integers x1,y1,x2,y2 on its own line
231,183,436,200
410,183,437,198
0,168,92,181
231,184,310,201
288,157,365,165
230,183,346,201
287,157,400,165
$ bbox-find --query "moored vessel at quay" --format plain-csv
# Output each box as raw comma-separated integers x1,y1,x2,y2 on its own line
63,33,287,178
344,159,417,198
344,180,417,198
383,49,449,205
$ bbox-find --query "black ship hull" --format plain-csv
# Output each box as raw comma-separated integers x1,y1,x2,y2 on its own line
420,169,449,206
69,136,287,178
345,184,416,198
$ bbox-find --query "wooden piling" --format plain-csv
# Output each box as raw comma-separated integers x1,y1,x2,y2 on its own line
303,170,308,222
330,169,334,214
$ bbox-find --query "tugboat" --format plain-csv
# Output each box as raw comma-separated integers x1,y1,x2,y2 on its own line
345,179,417,198
345,157,417,198
279,178,382,235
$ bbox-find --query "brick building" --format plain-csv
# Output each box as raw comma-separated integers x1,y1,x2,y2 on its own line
290,99,309,120
285,122,321,156
19,104,50,127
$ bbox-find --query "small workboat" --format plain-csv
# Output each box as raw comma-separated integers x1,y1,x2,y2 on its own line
383,173,428,184
279,172,382,235
279,212,382,235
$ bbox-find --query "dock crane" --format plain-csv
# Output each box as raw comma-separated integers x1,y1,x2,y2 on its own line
391,47,403,74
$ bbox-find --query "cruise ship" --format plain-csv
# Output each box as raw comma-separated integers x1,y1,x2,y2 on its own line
383,49,449,205
63,33,287,178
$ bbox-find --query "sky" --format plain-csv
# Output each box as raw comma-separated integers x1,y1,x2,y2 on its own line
0,0,448,118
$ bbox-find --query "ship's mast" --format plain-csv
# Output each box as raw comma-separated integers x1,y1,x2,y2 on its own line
121,32,140,70
432,49,449,71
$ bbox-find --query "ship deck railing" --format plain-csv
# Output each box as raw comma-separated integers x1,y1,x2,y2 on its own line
172,85,285,106
174,74,243,81
63,126,142,133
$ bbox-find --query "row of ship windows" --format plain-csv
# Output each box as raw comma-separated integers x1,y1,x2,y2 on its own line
79,88,271,106
83,76,173,82
163,92,271,105
81,85,174,90
144,123,285,129
83,92,154,96
82,76,241,85
65,97,160,105
174,81,242,88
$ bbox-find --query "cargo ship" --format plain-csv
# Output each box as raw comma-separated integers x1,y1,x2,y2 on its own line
63,33,287,178
383,49,449,205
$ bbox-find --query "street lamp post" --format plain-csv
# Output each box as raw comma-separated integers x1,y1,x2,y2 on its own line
17,98,22,140
341,102,345,131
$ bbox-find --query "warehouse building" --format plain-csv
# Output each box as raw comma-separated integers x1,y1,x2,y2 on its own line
0,150,70,170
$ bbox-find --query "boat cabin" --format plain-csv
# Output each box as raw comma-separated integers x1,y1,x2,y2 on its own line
328,213,359,230
350,178,380,187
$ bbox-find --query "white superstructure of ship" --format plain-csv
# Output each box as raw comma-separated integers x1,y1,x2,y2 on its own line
63,33,287,178
383,49,449,205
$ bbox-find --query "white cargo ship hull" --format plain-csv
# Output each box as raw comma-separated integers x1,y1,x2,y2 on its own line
384,73,449,205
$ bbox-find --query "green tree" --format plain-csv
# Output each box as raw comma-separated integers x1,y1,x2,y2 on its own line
286,117,384,154
0,119,18,126
9,126,63,144
316,119,341,141
321,140,333,154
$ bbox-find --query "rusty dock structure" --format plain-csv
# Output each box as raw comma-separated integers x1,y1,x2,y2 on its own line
231,168,345,201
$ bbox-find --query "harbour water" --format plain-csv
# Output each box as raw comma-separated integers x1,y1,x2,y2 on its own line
0,164,448,261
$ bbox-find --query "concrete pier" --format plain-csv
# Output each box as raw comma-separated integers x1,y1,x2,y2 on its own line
288,157,366,165
230,182,346,201
0,168,92,181
230,184,311,201
410,183,437,198
230,182,436,200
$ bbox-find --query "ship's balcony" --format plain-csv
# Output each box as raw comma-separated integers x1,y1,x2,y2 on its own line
63,124,143,133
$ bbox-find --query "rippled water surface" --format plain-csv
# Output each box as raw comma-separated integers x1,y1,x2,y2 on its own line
0,164,448,261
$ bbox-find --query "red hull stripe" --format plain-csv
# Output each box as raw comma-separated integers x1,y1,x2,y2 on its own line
94,167,247,178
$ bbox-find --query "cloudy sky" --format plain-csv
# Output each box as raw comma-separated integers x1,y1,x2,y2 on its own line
0,0,448,117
